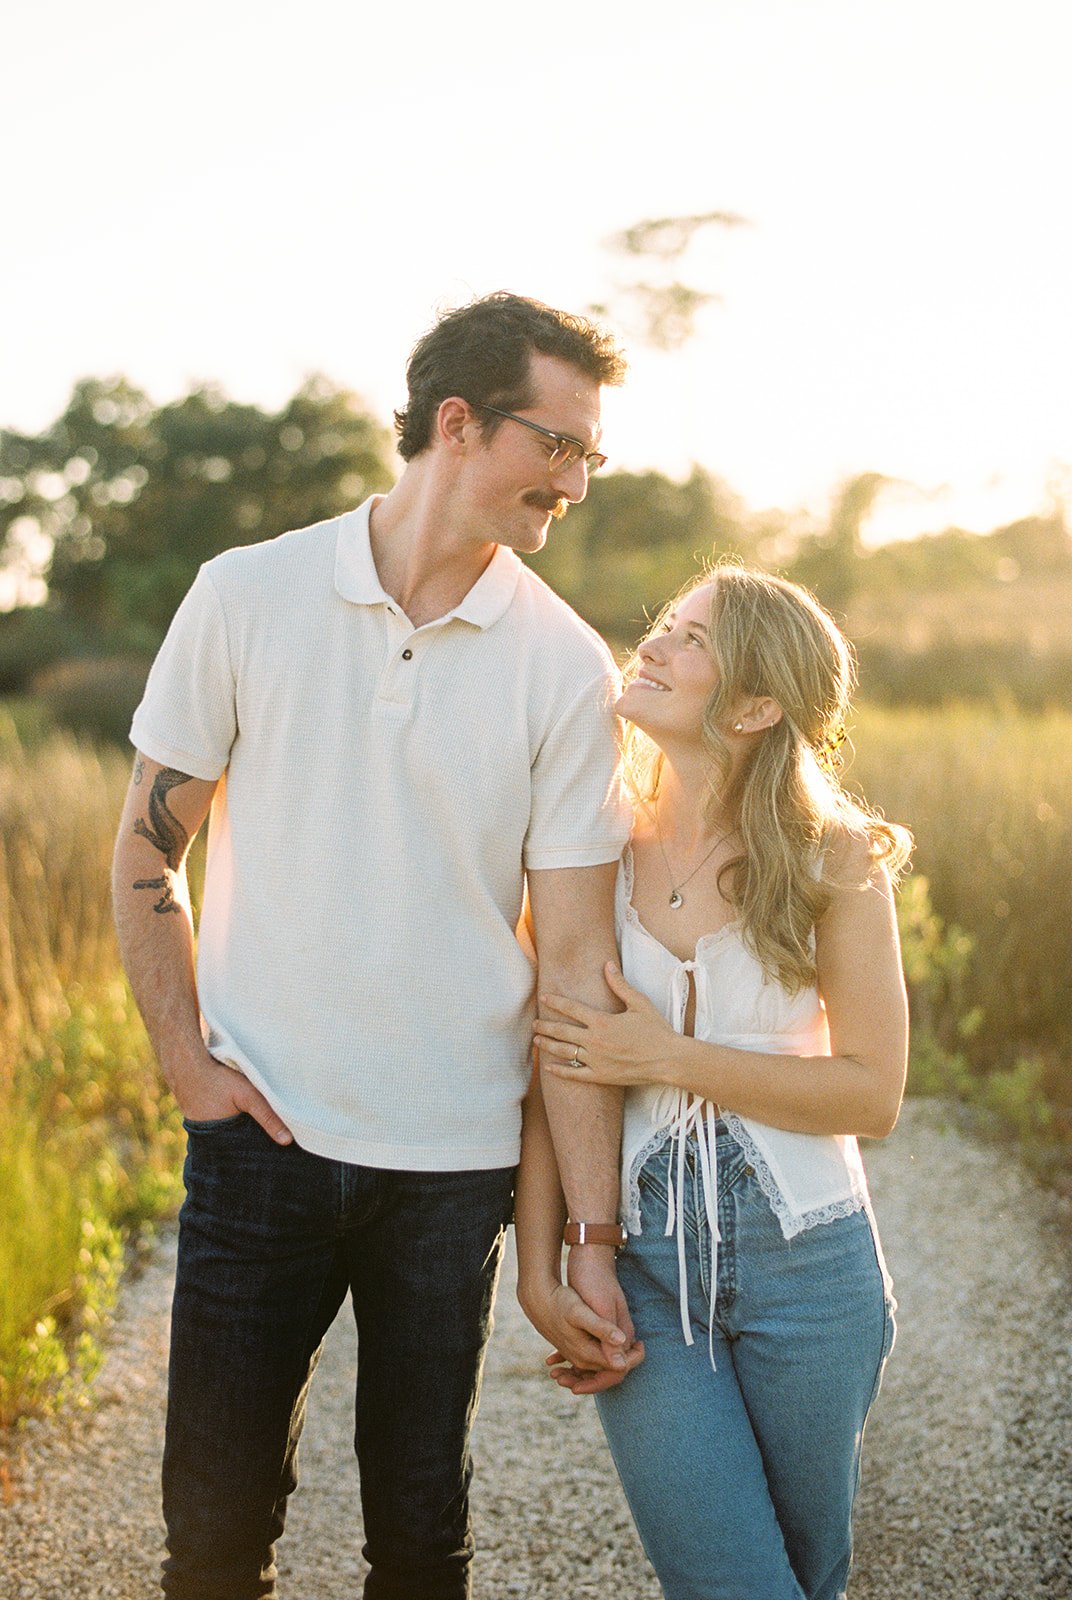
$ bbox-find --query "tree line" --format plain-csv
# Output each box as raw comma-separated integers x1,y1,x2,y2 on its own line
1,375,1069,737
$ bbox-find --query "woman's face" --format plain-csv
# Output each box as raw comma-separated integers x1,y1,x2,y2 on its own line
616,583,719,740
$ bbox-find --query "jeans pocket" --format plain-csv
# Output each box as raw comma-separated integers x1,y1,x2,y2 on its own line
637,1151,670,1211
182,1111,249,1133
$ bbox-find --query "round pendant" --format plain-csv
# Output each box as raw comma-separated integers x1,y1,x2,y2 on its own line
669,890,684,909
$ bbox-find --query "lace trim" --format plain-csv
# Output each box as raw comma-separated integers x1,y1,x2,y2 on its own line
620,842,637,927
624,1114,866,1240
720,1112,866,1238
624,1123,676,1233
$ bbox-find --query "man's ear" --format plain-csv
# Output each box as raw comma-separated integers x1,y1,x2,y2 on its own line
437,396,477,452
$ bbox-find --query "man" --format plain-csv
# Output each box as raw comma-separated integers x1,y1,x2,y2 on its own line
112,293,640,1600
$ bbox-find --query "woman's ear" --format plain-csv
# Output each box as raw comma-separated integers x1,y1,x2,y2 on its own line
735,696,784,733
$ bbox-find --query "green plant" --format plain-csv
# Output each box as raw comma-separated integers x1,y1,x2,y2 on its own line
977,1057,1054,1147
893,871,1068,1181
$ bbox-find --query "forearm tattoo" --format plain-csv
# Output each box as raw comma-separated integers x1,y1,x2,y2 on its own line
132,767,193,914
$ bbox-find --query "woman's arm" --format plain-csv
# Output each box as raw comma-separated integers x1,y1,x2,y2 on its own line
536,832,908,1141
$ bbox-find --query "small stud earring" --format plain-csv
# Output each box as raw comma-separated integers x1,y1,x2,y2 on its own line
733,722,744,733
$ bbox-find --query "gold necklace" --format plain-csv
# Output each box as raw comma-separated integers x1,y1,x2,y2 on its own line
653,801,729,910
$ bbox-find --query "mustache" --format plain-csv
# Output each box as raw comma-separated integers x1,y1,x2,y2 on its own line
524,492,569,519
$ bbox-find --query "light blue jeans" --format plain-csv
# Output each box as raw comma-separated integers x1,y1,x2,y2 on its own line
596,1126,895,1600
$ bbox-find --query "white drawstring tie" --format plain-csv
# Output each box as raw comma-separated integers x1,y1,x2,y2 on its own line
655,1089,721,1369
652,963,722,1369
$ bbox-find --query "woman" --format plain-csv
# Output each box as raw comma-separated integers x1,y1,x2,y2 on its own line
516,565,910,1600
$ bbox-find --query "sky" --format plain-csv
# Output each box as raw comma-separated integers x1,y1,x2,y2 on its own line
4,0,1070,543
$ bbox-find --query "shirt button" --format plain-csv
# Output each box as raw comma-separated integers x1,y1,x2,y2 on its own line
401,648,413,661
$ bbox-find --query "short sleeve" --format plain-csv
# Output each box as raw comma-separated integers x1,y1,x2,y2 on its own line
523,667,632,870
129,564,237,780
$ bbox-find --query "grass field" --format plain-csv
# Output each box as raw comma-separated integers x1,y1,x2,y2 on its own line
0,700,1068,1422
0,714,182,1424
849,704,1072,1094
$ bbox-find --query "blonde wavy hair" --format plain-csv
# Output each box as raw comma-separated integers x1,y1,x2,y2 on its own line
622,563,912,994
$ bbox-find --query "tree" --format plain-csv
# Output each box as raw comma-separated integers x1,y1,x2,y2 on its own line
0,376,396,660
788,472,890,612
588,210,750,350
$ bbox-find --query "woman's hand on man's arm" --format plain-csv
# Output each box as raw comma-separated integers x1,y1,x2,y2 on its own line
535,960,681,1088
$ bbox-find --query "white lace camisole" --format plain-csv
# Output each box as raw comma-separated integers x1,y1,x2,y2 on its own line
617,846,872,1358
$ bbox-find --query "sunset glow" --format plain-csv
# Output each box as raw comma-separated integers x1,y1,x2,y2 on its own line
3,0,1068,540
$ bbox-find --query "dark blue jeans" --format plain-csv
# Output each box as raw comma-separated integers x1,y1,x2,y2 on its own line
162,1113,515,1600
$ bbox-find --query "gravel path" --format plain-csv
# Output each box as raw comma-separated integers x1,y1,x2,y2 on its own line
2,1099,1070,1599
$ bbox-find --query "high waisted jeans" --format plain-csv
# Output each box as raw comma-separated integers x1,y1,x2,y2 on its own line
161,1113,515,1600
596,1128,894,1600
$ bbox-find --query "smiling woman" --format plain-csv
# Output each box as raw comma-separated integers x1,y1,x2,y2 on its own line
617,586,721,757
519,562,913,1600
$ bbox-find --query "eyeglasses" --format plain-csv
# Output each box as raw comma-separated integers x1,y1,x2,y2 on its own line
474,403,608,475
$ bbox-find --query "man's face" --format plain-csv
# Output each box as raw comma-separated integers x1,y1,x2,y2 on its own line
460,352,603,554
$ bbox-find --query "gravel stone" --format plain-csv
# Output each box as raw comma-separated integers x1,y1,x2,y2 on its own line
1,1099,1070,1597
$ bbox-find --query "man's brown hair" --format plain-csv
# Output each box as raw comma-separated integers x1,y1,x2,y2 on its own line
394,292,627,461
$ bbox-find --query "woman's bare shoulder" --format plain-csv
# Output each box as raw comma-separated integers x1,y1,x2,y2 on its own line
820,820,892,897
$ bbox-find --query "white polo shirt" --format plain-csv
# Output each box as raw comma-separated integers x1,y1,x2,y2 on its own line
130,498,630,1169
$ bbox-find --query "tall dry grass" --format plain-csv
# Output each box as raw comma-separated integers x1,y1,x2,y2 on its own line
0,713,183,1424
0,731,123,1058
1,699,1069,1422
848,704,1072,1136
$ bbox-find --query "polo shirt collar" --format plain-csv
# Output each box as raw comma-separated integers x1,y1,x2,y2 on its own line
450,542,521,628
334,498,522,629
334,500,393,606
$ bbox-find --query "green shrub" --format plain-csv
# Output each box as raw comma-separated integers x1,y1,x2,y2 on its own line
895,873,1067,1179
0,607,96,696
0,1103,126,1424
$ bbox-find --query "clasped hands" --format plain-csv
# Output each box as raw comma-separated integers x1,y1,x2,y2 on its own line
534,961,678,1088
527,961,677,1393
526,1247,645,1395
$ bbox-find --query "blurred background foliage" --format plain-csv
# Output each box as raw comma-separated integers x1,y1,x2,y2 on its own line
1,374,1070,1421
2,374,1070,732
0,376,395,736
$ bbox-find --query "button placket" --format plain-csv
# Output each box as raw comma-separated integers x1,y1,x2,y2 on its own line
376,610,420,705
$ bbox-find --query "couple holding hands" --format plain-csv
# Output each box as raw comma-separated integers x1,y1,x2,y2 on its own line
114,292,909,1600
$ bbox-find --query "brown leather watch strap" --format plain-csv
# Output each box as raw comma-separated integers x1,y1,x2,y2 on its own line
562,1221,628,1248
